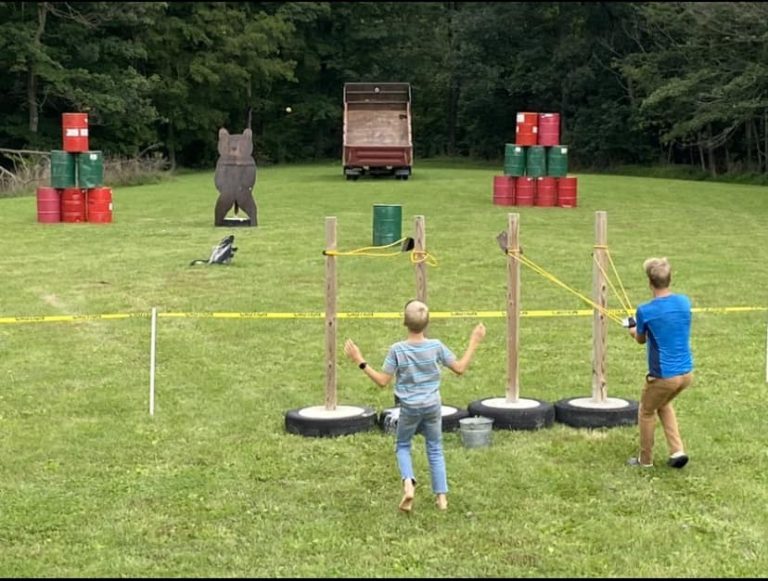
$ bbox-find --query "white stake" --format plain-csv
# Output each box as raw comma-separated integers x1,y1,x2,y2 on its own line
149,307,157,416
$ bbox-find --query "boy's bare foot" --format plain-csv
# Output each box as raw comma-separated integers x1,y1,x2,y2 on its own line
399,478,415,513
436,493,448,511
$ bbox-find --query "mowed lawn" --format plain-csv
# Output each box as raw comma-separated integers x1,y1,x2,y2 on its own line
1,159,767,577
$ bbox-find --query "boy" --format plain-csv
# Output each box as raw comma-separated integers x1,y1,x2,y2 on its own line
344,299,486,512
627,257,694,469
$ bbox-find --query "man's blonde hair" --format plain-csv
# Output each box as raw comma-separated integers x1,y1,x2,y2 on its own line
404,299,429,332
643,257,671,289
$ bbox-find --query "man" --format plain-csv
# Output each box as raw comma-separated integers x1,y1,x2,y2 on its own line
627,257,694,469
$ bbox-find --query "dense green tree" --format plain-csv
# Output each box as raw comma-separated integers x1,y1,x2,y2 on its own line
0,1,766,176
620,2,768,174
0,2,165,152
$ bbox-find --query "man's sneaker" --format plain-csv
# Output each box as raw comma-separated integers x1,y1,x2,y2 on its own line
667,452,689,469
627,457,653,468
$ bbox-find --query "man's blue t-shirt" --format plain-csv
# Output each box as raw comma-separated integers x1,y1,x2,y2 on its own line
382,339,456,408
635,294,693,379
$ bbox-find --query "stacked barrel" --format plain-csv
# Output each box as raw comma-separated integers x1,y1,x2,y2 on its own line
37,113,113,224
492,111,578,208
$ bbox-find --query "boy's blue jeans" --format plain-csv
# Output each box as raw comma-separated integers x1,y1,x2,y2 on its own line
395,402,448,494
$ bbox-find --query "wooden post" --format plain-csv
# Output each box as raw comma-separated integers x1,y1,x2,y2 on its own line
325,217,337,410
414,215,427,304
149,307,157,416
592,211,608,402
507,213,520,403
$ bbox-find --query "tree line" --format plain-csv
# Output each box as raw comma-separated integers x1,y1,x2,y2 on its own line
2,1,768,177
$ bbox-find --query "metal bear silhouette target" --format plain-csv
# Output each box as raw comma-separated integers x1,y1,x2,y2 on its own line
214,127,258,227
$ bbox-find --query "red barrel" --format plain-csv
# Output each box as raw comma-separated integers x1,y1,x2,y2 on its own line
538,113,560,146
36,187,61,223
492,176,516,206
87,187,113,223
517,112,539,126
61,188,87,222
516,177,536,206
535,177,557,207
62,113,89,153
515,111,538,146
557,176,578,208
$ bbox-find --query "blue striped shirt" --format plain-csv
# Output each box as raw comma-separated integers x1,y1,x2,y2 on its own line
382,339,456,407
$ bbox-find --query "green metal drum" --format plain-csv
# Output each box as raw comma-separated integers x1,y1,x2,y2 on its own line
525,146,546,178
372,204,403,246
50,150,77,188
547,146,569,177
77,151,104,188
503,143,526,177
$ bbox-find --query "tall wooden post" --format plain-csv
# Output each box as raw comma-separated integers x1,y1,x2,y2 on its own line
592,211,608,402
414,215,427,304
507,213,520,403
325,217,337,410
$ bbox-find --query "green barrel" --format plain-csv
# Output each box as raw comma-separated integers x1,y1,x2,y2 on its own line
50,150,77,188
503,143,526,177
77,151,104,188
372,204,402,246
547,146,569,177
526,146,546,177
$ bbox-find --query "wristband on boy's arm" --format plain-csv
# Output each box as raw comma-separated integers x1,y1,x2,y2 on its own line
359,361,367,370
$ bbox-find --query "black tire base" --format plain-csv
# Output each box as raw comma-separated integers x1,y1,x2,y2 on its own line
467,397,555,430
285,405,377,437
554,396,639,429
378,404,469,434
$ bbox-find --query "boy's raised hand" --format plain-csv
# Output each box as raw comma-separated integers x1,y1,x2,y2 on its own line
471,322,486,343
344,338,364,364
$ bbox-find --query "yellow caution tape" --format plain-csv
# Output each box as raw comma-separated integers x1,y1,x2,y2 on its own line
0,306,765,325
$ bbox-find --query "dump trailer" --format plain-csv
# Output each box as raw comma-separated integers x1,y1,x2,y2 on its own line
342,82,413,180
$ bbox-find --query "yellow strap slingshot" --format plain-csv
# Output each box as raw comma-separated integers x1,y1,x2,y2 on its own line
324,237,438,266
507,248,626,326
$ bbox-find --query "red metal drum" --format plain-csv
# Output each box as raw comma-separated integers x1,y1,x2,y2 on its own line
493,176,516,206
557,176,578,208
62,113,89,153
515,111,539,146
516,112,539,126
535,177,557,207
516,177,536,206
61,188,87,222
538,113,560,146
87,187,113,223
36,187,61,223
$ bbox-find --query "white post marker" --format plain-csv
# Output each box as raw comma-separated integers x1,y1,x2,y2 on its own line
149,306,157,416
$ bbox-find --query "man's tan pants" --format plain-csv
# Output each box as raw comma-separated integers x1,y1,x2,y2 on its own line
638,372,693,465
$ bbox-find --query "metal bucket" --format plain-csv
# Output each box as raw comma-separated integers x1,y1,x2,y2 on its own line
459,416,494,449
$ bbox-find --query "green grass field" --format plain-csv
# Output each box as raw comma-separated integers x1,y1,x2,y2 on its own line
1,159,767,577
